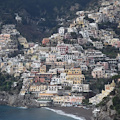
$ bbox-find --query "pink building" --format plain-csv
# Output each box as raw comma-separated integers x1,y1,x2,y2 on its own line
70,96,85,104
64,96,85,105
42,38,49,45
57,43,68,55
35,73,52,83
92,66,105,78
97,62,108,70
0,34,10,40
112,41,120,48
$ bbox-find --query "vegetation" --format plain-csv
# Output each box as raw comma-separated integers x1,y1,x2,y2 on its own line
8,50,24,58
101,45,119,58
17,41,24,50
0,0,93,42
84,16,94,23
97,96,110,107
63,39,77,44
90,37,101,42
82,42,93,49
90,78,114,93
112,82,120,115
95,75,120,119
98,22,120,38
0,71,22,94
0,71,16,91
82,99,90,105
83,69,93,82
115,28,120,37
98,22,118,30
71,32,77,39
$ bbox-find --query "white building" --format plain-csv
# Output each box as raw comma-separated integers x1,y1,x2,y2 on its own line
93,41,103,49
58,27,65,36
67,27,78,33
50,77,61,85
46,85,62,94
80,64,88,71
61,54,78,62
60,73,67,83
92,66,105,78
72,84,90,93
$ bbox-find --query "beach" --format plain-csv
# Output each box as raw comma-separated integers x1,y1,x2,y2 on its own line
49,106,93,120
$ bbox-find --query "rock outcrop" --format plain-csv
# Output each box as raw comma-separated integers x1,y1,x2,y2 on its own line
0,91,40,108
97,99,116,120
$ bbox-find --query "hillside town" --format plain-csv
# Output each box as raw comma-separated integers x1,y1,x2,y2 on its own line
0,0,120,107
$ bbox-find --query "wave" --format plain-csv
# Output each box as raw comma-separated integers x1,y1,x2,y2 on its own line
17,106,28,109
80,106,90,110
44,107,86,120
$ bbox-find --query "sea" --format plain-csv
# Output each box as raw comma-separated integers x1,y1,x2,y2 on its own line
0,106,85,120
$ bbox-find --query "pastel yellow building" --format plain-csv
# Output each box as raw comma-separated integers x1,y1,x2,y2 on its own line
65,68,85,84
14,72,20,77
66,75,85,84
18,63,24,72
40,65,46,73
0,62,5,68
27,48,34,54
53,96,65,104
38,93,56,100
29,84,47,92
18,36,29,48
65,68,82,75
89,80,116,105
20,89,26,96
25,62,31,69
31,55,38,61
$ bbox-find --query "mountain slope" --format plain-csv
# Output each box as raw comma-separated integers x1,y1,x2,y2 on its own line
0,0,94,42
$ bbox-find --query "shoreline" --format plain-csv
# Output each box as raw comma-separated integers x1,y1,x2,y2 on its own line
0,105,94,120
0,92,94,120
0,103,94,120
47,106,93,120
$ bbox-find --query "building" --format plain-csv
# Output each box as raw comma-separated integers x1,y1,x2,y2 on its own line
89,80,116,105
58,27,65,36
92,66,105,78
29,84,47,92
38,93,55,106
50,77,61,85
72,84,89,93
46,85,62,94
40,65,46,73
57,43,68,55
93,41,103,49
53,95,85,106
18,36,29,48
46,54,57,62
35,73,53,84
65,68,85,84
42,38,49,45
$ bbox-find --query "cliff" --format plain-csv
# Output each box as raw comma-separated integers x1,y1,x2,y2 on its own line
96,82,120,120
0,91,40,108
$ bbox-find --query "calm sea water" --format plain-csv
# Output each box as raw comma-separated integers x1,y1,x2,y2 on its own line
0,106,84,120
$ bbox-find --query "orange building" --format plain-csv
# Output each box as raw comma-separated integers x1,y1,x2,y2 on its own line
42,38,49,45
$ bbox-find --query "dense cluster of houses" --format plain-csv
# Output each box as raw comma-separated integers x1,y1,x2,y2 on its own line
0,0,119,106
89,80,116,105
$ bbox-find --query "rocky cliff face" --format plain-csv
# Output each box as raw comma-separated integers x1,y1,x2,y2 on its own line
97,99,116,120
0,91,40,108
